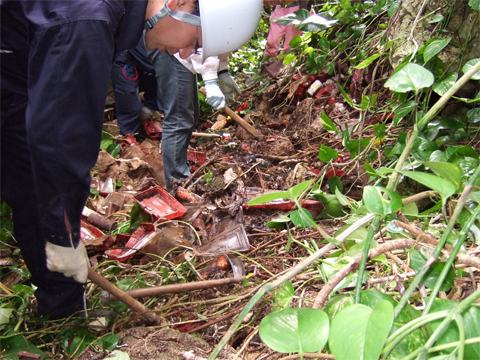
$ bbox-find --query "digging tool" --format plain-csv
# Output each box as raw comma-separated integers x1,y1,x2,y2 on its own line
87,268,161,324
100,276,245,304
200,87,262,138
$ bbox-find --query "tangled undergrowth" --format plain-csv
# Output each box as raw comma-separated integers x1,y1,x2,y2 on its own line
1,1,480,359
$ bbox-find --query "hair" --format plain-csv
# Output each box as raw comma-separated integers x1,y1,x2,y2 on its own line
191,0,199,16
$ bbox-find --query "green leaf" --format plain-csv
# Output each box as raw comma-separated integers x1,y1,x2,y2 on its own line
324,294,355,320
469,0,480,10
432,72,458,96
424,37,451,63
360,94,377,111
106,143,121,158
363,186,402,216
0,308,13,325
429,14,444,23
0,332,46,359
283,54,297,66
427,298,480,359
289,35,302,48
379,169,456,202
338,82,357,109
393,100,416,126
463,58,480,80
320,110,338,134
267,215,290,229
100,132,114,150
385,63,434,94
373,123,386,139
360,290,428,359
329,301,394,360
424,161,462,191
259,308,329,354
410,251,454,291
355,54,382,69
346,138,371,158
286,180,313,199
467,108,480,123
328,176,343,194
298,14,338,32
364,161,379,177
318,144,339,162
94,334,119,351
273,281,295,311
290,208,314,229
107,351,131,360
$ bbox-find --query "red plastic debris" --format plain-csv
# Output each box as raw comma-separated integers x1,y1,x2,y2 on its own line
142,118,163,139
325,166,345,179
187,150,206,165
328,97,336,106
105,223,155,261
236,102,248,113
315,84,333,99
134,186,187,220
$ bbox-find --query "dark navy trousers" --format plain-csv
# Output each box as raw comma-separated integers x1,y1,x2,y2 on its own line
111,40,163,135
0,0,146,318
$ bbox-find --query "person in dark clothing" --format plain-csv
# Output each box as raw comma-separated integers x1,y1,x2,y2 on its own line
111,39,164,135
0,0,263,319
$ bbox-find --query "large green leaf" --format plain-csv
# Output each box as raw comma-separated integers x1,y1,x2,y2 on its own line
329,301,394,360
360,290,428,360
393,100,416,126
318,144,339,162
432,72,458,97
273,281,295,311
363,186,402,216
385,63,434,94
379,169,456,201
355,53,382,69
427,298,480,359
246,180,312,205
469,0,480,10
0,332,46,359
259,307,329,354
467,108,480,123
320,111,339,134
463,58,480,80
424,161,462,191
410,250,454,291
290,208,315,229
424,37,451,63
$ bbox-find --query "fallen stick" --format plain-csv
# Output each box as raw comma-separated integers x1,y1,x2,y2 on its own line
100,276,245,304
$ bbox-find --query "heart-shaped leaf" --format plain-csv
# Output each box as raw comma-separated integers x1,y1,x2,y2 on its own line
424,161,462,191
424,37,451,63
329,300,394,360
259,307,329,354
427,298,480,359
290,208,315,229
463,58,480,80
319,144,339,162
363,186,402,216
432,72,458,96
273,281,295,311
385,63,434,94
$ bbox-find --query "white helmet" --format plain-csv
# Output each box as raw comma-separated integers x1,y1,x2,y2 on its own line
200,0,263,61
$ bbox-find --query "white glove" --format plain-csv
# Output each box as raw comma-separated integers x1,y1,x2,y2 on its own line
204,80,226,110
218,72,241,103
45,238,90,283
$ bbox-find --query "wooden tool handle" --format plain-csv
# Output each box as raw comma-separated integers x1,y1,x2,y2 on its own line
199,87,261,138
88,268,161,324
